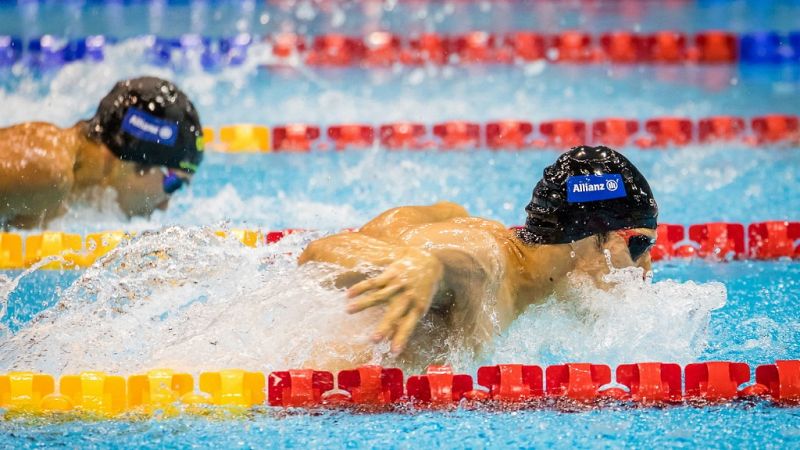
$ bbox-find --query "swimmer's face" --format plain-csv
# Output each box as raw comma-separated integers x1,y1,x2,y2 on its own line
602,228,657,273
109,161,192,217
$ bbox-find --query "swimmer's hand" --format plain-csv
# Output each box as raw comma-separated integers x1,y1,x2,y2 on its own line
346,248,444,355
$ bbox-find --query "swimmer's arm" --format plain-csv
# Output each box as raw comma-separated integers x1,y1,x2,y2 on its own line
299,231,445,353
299,225,502,353
357,201,469,243
298,231,418,270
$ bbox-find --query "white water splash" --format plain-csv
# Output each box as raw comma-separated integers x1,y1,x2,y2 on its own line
488,268,726,369
45,184,369,234
0,227,726,375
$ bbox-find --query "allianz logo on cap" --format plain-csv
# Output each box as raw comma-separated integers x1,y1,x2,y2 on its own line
121,107,178,146
566,174,627,203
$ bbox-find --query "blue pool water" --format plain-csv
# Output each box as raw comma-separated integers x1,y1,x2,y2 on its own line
2,0,800,448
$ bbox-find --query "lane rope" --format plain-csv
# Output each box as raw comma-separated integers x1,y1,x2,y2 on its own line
1,221,798,270
200,115,800,152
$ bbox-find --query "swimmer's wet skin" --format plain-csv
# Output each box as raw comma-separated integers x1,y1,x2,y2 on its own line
0,76,203,229
298,145,658,365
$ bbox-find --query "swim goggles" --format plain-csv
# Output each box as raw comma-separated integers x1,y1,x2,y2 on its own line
161,167,190,194
616,229,657,261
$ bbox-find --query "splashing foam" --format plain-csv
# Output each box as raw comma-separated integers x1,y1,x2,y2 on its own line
0,228,726,375
488,269,727,369
46,184,368,233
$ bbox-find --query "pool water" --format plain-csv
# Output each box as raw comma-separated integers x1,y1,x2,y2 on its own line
2,0,800,448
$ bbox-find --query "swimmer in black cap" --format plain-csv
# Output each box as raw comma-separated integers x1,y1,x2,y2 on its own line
0,76,203,229
299,145,658,367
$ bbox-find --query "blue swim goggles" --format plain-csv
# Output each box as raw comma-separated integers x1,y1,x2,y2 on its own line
161,167,190,194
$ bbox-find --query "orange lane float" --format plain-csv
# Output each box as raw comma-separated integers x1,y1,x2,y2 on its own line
218,125,271,152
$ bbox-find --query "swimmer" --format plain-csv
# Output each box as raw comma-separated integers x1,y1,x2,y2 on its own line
299,145,658,366
0,76,203,229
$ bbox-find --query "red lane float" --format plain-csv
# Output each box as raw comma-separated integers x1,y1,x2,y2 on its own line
694,31,738,64
272,124,321,152
504,32,546,62
306,34,365,66
645,31,688,63
639,117,693,148
651,223,685,261
600,32,644,63
616,362,682,403
406,33,450,65
592,118,639,147
433,121,481,149
406,366,473,404
363,31,401,67
328,124,375,150
755,360,800,403
751,115,800,145
380,122,427,150
687,223,746,260
748,221,800,260
698,116,746,143
265,228,304,244
551,31,595,63
268,369,334,407
338,365,404,405
684,362,750,401
545,363,611,401
486,120,534,149
270,33,306,58
477,364,544,402
537,120,587,148
454,32,499,64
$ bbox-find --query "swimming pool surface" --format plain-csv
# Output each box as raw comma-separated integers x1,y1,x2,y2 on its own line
1,0,800,448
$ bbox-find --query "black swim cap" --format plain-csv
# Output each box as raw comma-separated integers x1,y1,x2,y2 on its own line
519,145,658,245
87,76,204,173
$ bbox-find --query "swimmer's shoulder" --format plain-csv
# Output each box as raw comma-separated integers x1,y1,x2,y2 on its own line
0,121,64,137
0,122,78,188
448,216,512,234
0,122,77,155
